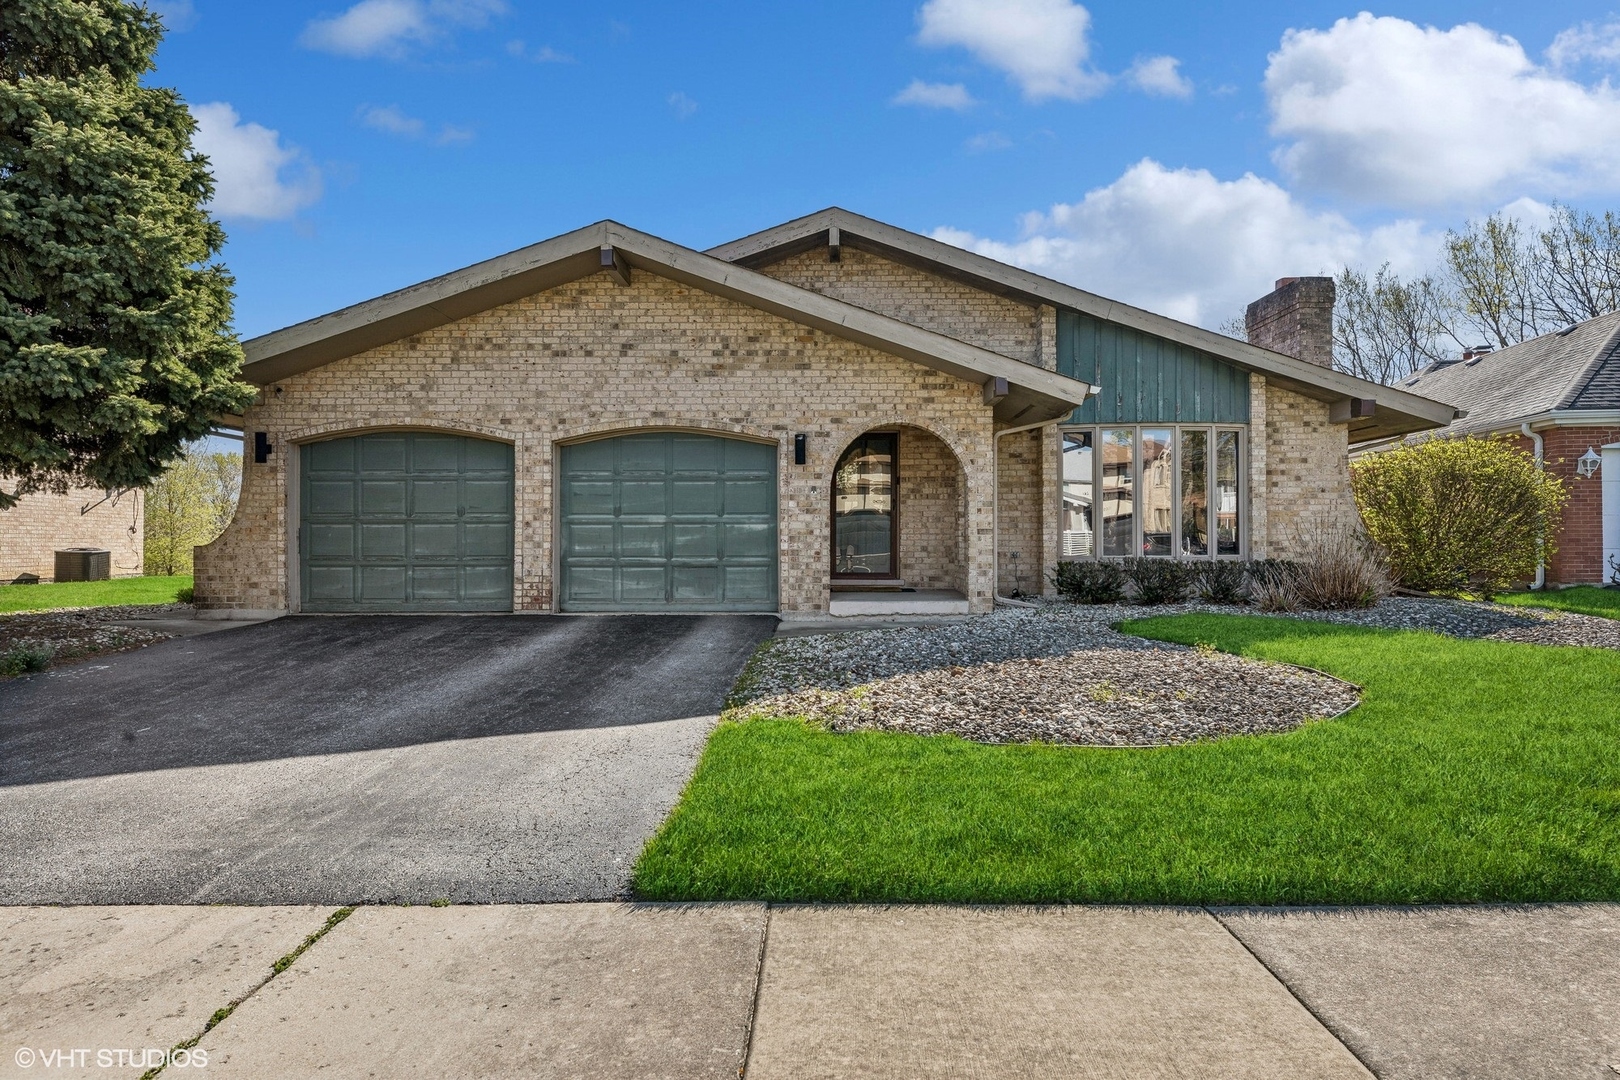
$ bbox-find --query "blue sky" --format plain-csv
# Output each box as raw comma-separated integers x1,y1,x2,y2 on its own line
149,0,1620,337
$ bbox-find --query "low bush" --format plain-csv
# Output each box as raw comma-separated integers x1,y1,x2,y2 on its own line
1196,561,1249,605
176,586,195,604
1122,558,1193,605
1352,435,1567,598
1050,560,1126,604
0,643,55,678
1293,527,1392,610
1246,560,1303,612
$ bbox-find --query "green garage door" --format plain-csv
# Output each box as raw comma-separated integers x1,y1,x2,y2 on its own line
301,432,514,612
560,432,777,612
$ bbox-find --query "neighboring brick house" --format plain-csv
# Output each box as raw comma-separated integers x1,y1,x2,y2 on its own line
0,486,143,583
1397,310,1620,585
194,209,1456,618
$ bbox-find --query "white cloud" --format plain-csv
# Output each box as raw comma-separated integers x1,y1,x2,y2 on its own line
1125,55,1192,98
1547,20,1620,69
892,80,975,110
668,91,698,119
358,104,424,137
358,104,474,145
147,0,197,31
964,131,1012,153
1265,13,1620,208
506,39,574,63
916,0,1108,101
300,0,504,60
190,103,321,221
932,159,1434,328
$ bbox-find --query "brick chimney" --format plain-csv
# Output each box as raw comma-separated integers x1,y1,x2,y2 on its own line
1245,276,1336,367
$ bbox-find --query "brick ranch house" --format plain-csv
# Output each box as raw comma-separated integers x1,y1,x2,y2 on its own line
1396,309,1620,586
194,209,1457,618
0,487,143,584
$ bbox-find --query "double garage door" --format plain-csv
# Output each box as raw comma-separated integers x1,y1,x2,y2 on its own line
300,431,777,613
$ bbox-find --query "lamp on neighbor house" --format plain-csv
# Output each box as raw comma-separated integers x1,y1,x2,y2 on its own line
1576,446,1602,478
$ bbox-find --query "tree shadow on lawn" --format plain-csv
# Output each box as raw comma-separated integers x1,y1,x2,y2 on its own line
634,614,1620,906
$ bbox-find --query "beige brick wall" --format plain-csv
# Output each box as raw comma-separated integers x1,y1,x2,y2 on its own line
895,426,965,590
995,429,1046,595
195,270,998,615
758,247,1042,361
1262,381,1357,558
0,486,144,582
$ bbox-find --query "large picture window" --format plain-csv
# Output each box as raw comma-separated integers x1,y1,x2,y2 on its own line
1060,425,1244,560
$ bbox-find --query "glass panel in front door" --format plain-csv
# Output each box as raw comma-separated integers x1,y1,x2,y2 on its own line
833,433,895,576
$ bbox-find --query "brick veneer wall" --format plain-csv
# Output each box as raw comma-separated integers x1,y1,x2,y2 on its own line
758,247,1042,362
895,426,965,590
194,270,997,615
1540,425,1620,584
0,486,144,581
995,429,1045,595
1262,382,1358,558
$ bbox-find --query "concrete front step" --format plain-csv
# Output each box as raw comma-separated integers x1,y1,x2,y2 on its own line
827,589,969,617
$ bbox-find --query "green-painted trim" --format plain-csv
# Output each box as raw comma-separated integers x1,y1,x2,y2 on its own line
1059,309,1250,424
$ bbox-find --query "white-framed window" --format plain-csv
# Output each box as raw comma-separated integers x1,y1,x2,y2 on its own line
1061,425,1244,560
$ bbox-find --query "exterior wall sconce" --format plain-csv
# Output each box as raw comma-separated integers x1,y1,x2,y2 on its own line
254,431,274,464
794,433,807,465
1577,446,1602,479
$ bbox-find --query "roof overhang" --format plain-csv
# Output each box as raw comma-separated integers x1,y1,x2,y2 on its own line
241,221,1095,426
709,208,1460,443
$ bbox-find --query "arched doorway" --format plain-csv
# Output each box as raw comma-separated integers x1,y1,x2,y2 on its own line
830,426,966,592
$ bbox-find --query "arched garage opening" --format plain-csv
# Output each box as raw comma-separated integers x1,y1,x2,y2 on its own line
558,430,778,612
300,430,515,612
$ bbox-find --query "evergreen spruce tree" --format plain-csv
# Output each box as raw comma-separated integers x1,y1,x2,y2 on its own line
0,0,254,508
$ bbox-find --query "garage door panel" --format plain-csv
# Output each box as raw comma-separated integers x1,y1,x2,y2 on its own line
306,480,355,516
360,435,408,471
560,432,777,612
360,480,406,516
308,523,355,559
620,481,667,515
301,433,514,613
411,480,458,516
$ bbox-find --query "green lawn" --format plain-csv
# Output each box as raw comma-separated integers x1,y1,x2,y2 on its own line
0,575,191,613
1497,585,1620,620
633,615,1620,905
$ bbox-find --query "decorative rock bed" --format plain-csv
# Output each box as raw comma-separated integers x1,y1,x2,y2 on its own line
735,606,1362,746
735,595,1620,746
0,604,181,676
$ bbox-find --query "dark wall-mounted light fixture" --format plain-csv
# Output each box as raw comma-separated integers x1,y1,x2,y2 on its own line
253,431,273,464
794,433,807,465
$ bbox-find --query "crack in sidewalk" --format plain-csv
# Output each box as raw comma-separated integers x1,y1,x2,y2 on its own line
137,906,355,1080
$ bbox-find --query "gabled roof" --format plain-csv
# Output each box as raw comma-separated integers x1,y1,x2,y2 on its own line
709,207,1460,443
1399,309,1620,433
240,221,1096,426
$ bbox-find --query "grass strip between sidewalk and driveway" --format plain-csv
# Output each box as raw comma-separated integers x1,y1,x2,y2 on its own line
633,614,1620,906
0,575,192,613
1496,585,1620,621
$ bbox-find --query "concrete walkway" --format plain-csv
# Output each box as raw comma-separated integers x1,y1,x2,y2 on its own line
3,903,1616,1079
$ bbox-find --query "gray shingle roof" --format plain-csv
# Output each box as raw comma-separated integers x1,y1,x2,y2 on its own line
1399,309,1620,431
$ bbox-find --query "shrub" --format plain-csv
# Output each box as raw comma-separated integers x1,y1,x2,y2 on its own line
1195,561,1249,605
1246,560,1303,612
1352,435,1567,599
176,586,195,604
1121,558,1193,605
1,644,55,678
1050,560,1126,604
1293,526,1392,610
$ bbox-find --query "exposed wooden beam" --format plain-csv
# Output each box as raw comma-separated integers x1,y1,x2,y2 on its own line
983,376,1009,406
1330,397,1377,423
828,227,841,263
600,245,630,286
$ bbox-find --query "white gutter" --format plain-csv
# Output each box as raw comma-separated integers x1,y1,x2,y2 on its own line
1523,421,1546,590
993,418,1059,608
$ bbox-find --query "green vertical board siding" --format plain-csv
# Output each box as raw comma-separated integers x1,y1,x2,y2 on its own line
560,432,778,612
1059,309,1250,424
301,432,514,612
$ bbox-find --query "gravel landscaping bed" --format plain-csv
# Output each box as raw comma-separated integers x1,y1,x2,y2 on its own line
736,606,1362,746
736,595,1618,746
0,604,182,676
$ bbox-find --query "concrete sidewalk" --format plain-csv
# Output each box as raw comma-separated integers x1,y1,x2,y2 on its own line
2,903,1616,1079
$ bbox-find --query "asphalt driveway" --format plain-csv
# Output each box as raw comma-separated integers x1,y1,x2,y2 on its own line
0,614,775,905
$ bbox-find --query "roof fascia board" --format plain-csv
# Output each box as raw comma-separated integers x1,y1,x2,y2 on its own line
710,208,1458,430
241,219,1095,426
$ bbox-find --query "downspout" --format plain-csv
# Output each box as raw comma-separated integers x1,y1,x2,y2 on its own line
993,417,1058,609
1523,421,1546,590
